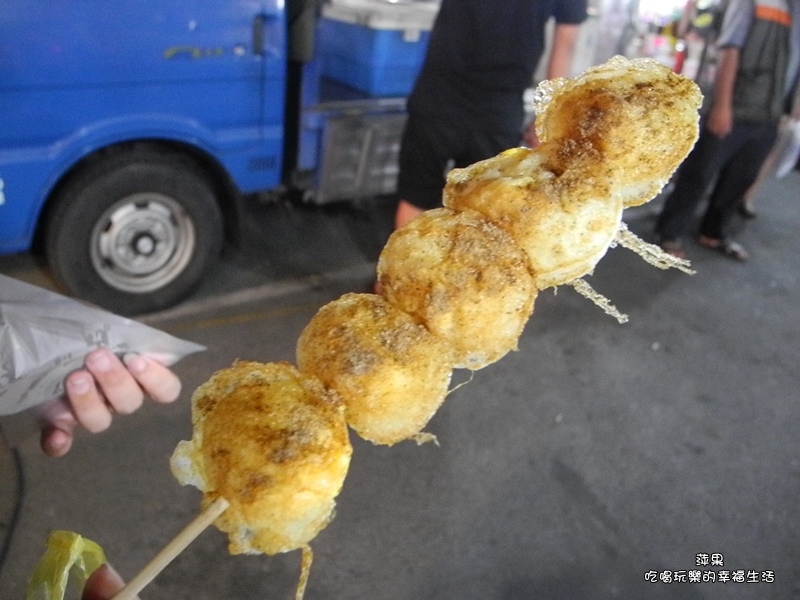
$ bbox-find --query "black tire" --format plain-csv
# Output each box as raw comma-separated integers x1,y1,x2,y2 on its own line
45,149,224,315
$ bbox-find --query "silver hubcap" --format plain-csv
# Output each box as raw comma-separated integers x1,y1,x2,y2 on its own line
90,193,196,294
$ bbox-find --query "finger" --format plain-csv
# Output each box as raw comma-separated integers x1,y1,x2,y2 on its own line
82,564,131,600
41,426,74,458
707,122,726,139
123,353,182,404
85,348,145,415
64,369,114,433
37,398,78,458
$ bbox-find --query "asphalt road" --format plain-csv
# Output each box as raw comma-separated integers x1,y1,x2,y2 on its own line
1,173,798,600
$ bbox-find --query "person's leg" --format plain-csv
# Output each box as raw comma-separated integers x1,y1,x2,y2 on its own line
739,116,790,218
654,129,728,246
699,121,778,243
395,112,460,229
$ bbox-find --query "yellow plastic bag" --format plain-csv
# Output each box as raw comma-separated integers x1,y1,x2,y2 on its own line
27,530,107,600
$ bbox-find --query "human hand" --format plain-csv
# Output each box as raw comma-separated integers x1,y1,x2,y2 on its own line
82,564,134,600
523,121,541,148
706,103,733,138
38,347,182,457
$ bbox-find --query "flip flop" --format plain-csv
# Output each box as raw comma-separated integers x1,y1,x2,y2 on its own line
697,235,749,261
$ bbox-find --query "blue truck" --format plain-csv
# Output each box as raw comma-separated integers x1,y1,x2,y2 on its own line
0,0,436,314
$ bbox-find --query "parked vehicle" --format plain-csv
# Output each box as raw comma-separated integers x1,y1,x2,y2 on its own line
0,0,436,314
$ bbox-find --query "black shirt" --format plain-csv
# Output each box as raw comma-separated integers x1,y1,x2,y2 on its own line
408,0,588,131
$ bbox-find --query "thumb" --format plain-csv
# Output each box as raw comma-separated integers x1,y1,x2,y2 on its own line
82,564,132,600
37,398,78,458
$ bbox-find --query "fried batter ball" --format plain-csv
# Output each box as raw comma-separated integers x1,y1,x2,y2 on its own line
170,361,352,556
377,208,537,369
533,55,703,207
296,293,453,445
444,146,621,290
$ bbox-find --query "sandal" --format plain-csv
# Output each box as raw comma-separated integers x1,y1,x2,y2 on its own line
658,239,686,259
697,235,749,261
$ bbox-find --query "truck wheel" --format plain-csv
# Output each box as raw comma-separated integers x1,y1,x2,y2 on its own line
45,151,223,315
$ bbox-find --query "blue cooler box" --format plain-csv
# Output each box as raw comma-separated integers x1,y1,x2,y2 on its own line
317,1,438,97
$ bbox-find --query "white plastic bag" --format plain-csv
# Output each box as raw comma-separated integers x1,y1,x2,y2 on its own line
775,118,800,179
0,274,205,416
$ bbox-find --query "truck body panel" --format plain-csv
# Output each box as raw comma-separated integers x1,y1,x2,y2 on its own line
0,0,287,252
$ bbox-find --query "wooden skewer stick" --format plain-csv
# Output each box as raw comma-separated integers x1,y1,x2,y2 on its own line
111,496,229,600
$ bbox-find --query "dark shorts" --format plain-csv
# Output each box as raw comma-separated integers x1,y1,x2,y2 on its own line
396,111,521,210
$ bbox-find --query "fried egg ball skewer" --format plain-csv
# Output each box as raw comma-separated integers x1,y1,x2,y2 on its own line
170,361,352,598
152,57,703,600
377,208,537,370
297,293,453,445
